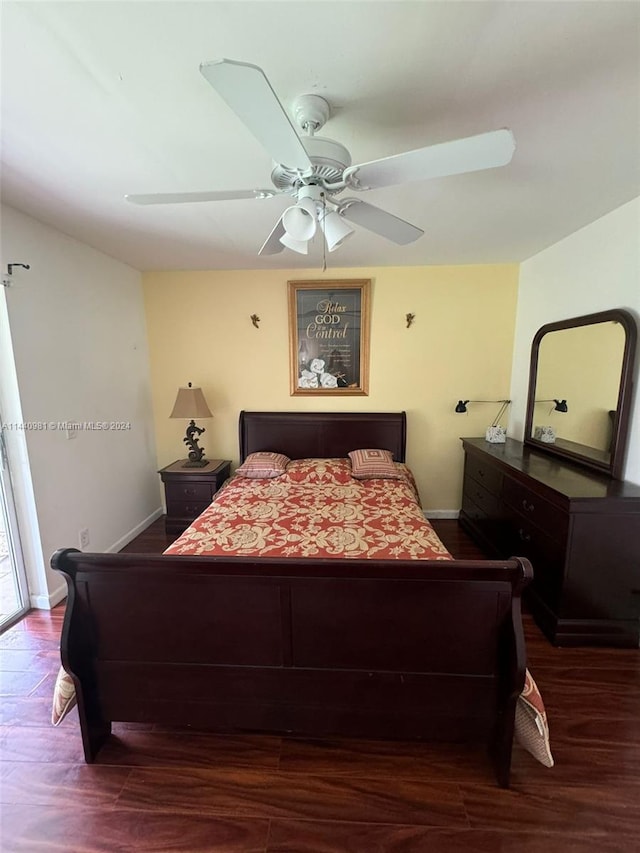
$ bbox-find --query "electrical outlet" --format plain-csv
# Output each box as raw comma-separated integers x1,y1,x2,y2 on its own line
79,527,90,550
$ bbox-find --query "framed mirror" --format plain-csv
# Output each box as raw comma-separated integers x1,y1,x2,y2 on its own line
525,309,637,479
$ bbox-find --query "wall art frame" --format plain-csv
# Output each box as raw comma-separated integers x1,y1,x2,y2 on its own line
288,279,371,396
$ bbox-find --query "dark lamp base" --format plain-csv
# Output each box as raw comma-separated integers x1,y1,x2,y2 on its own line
181,419,207,467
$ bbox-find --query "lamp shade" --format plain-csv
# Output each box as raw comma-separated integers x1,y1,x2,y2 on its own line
320,210,354,251
535,398,568,412
169,383,213,419
279,232,309,254
282,198,317,241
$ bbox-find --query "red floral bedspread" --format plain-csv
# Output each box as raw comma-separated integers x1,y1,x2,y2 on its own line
164,458,452,560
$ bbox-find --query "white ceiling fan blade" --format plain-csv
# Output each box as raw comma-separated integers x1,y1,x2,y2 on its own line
345,129,516,190
200,59,312,171
338,199,424,245
126,189,278,205
258,217,286,255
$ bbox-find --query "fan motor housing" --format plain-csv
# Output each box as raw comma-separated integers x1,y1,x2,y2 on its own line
271,136,352,194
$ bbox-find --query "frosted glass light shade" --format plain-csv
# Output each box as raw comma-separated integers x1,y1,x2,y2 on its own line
282,197,317,240
279,232,309,254
320,210,354,251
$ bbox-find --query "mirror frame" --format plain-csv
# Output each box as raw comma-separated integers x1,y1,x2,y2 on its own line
524,308,637,480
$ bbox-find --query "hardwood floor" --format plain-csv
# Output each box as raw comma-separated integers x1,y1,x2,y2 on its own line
1,518,638,852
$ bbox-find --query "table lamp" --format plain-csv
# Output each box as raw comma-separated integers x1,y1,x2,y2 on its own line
169,382,213,467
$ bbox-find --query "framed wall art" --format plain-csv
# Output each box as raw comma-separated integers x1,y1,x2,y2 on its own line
288,279,371,396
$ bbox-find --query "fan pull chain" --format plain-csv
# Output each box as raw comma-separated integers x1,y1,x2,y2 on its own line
321,193,327,272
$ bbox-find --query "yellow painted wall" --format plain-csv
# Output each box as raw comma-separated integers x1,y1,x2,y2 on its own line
143,264,519,511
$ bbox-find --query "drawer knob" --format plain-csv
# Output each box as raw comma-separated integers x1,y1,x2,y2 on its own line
183,488,197,496
522,499,535,512
518,528,532,542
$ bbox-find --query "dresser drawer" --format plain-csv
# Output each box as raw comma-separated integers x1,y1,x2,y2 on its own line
502,476,568,543
463,478,501,518
461,491,486,525
464,453,503,495
165,481,213,503
460,491,510,557
503,505,565,562
503,508,565,610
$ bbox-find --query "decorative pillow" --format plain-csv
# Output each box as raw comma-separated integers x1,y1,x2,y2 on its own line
285,458,353,485
52,665,77,726
348,448,403,480
515,669,554,767
235,452,290,479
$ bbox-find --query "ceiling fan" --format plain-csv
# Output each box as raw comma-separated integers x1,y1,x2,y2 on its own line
126,59,516,256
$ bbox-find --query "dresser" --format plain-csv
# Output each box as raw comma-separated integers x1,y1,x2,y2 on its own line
159,459,231,535
460,437,640,647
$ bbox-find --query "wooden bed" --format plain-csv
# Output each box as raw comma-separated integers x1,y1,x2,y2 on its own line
52,411,532,787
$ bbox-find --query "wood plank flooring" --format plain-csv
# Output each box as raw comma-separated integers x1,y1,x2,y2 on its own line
1,518,638,852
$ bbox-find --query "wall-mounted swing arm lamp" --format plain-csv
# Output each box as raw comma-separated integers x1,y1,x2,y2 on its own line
455,399,512,444
455,399,511,423
535,399,568,412
169,382,213,467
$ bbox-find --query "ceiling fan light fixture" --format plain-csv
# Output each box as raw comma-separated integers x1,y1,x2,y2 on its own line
279,232,309,254
320,210,355,252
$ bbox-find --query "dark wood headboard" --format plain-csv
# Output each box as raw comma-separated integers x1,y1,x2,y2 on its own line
239,411,406,462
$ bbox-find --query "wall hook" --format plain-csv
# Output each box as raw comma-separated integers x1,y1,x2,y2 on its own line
406,313,415,328
250,314,261,328
2,262,30,288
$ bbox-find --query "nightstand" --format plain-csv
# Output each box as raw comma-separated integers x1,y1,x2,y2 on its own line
159,459,231,535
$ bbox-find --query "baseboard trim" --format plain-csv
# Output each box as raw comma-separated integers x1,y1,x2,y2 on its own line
28,508,164,611
30,582,67,610
424,510,460,520
106,507,164,554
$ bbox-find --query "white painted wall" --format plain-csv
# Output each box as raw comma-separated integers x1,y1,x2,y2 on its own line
0,205,161,607
509,197,640,484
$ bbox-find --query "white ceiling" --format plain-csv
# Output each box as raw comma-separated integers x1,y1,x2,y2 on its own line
2,1,639,272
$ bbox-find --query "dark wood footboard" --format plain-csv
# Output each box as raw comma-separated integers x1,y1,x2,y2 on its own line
52,549,531,787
